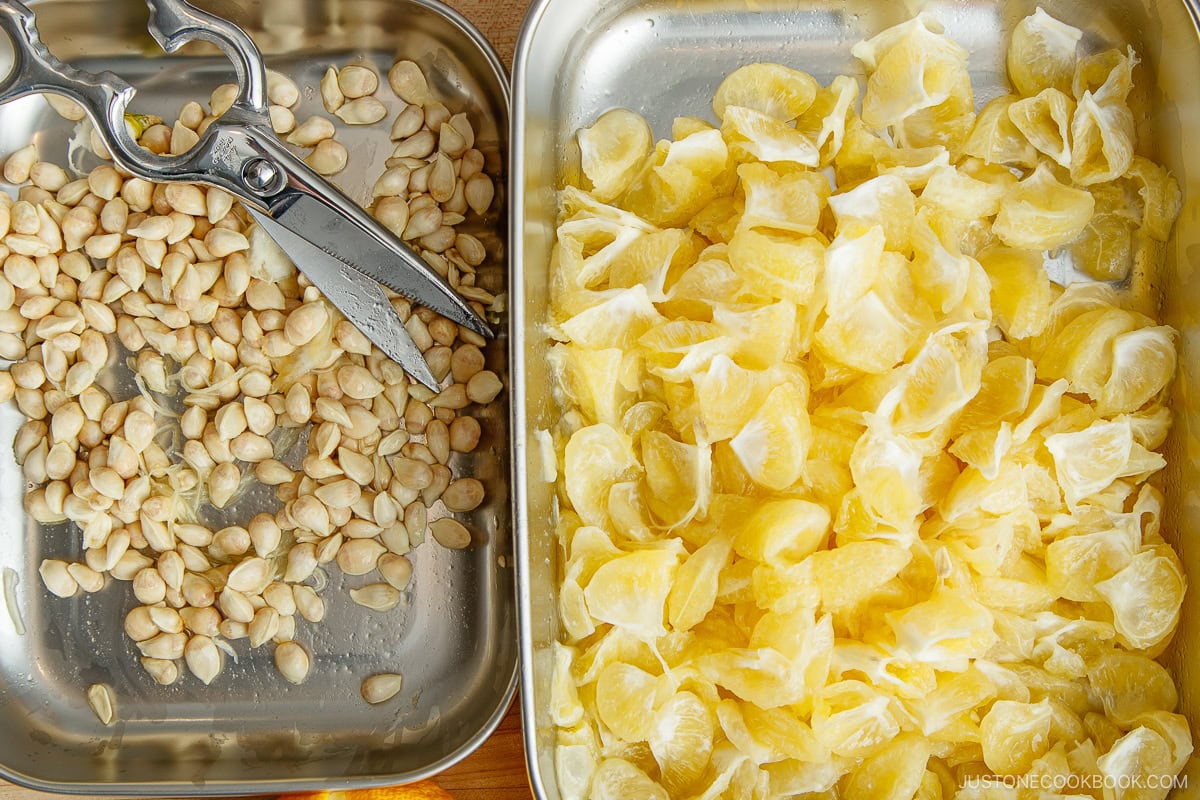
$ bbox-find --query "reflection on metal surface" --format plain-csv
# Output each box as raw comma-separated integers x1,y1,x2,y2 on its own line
0,0,515,794
511,1,1200,798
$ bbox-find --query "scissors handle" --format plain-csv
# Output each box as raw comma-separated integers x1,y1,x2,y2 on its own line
0,0,140,161
145,0,267,116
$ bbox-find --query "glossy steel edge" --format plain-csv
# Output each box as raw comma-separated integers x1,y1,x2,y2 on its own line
510,0,553,799
0,0,518,794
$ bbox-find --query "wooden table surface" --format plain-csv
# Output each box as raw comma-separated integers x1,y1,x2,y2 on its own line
0,1,534,798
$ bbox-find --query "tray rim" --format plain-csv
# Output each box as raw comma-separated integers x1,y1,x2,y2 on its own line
0,0,519,793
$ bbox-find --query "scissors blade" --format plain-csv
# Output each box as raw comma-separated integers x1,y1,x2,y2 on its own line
246,208,439,391
267,193,492,339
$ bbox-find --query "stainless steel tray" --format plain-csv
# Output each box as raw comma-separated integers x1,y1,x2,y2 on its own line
510,0,1200,797
0,0,516,794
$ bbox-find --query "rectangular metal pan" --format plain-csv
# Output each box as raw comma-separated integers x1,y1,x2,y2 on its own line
510,0,1200,796
0,0,516,794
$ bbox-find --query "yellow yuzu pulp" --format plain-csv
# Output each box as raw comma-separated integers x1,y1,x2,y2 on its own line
547,6,1186,800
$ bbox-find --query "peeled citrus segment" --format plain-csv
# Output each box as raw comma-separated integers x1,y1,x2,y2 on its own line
887,589,998,670
1036,306,1144,398
721,106,820,166
1071,90,1135,186
1046,417,1165,506
729,383,810,491
737,162,829,236
608,228,702,297
727,226,823,304
1132,711,1194,775
589,758,668,800
648,691,716,794
1094,546,1186,651
955,355,1035,430
713,62,819,122
1072,211,1135,282
693,355,772,441
849,427,926,525
1089,651,1179,726
853,14,970,131
828,173,917,252
981,698,1054,775
1096,727,1174,800
549,345,636,427
874,145,951,189
1073,46,1138,101
584,548,680,639
794,74,860,163
752,558,821,614
1008,88,1075,167
992,162,1095,251
641,431,712,528
919,165,1007,221
1127,156,1183,241
824,225,885,317
1007,8,1082,96
949,423,1013,480
979,246,1053,340
667,533,733,631
578,108,654,202
713,301,800,369
1045,522,1138,602
559,285,665,349
563,424,641,527
551,642,584,727
595,661,660,741
732,498,831,564
809,541,912,612
697,646,806,708
662,253,746,319
878,325,987,434
963,95,1039,167
1097,326,1177,415
843,731,931,800
555,724,600,800
812,680,901,758
920,667,997,735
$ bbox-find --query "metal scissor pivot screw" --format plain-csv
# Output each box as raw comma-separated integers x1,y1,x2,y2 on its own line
242,156,283,195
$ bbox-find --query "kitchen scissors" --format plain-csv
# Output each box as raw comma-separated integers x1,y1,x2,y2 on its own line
0,0,492,390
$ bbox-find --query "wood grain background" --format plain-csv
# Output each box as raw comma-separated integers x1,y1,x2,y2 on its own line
0,0,534,798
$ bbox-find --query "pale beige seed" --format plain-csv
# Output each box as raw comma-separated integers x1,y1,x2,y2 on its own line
403,206,442,241
275,641,311,685
293,584,325,623
429,154,456,203
391,130,436,160
285,542,319,585
185,635,222,685
335,97,387,126
372,167,411,198
267,69,300,108
285,384,313,424
148,606,184,635
388,60,431,104
3,144,37,184
374,196,410,237
427,420,451,464
350,583,402,611
210,83,238,116
89,467,125,501
86,683,116,726
338,64,380,98
338,446,374,485
205,228,249,258
421,465,451,507
381,523,411,556
212,526,251,558
181,572,216,607
431,517,471,549
424,102,451,131
306,139,348,176
170,121,200,155
287,115,336,147
320,66,344,112
175,523,214,549
361,673,404,705
404,501,428,544
337,538,386,576
465,173,495,216
337,364,384,400
237,604,278,650
39,558,78,598
233,429,274,462
269,105,296,135
218,587,255,624
67,562,105,593
219,619,248,640
142,658,179,686
133,567,167,605
256,459,294,485
260,583,295,618
208,461,241,508
378,554,413,591
138,631,186,660
390,104,425,141
466,370,503,404
125,606,159,642
30,160,69,192
158,550,185,592
227,557,272,594
449,416,482,453
315,478,361,509
247,513,282,558
455,233,486,267
214,402,247,440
